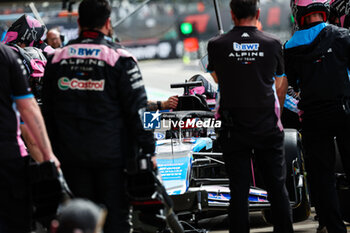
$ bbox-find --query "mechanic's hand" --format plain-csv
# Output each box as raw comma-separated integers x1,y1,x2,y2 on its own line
49,153,61,169
163,96,178,109
151,156,157,170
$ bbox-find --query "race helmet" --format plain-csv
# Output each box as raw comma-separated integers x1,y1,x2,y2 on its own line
3,14,46,46
291,0,330,28
329,0,350,28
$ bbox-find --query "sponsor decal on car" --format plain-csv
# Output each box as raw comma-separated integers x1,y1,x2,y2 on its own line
58,77,105,91
154,132,165,140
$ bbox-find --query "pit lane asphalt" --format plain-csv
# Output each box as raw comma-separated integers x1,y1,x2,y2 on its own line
140,59,350,233
203,209,350,233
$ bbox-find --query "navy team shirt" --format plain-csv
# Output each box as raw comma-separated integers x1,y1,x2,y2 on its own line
207,26,284,135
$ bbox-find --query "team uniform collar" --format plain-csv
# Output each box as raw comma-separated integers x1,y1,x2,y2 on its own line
79,30,114,43
233,26,258,31
285,22,327,49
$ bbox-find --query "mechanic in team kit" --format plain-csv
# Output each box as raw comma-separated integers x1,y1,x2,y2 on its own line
0,43,59,233
41,0,155,232
284,0,350,232
207,0,292,232
3,14,56,165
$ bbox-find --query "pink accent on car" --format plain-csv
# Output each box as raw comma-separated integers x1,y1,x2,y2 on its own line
206,99,216,105
298,110,304,122
214,92,220,120
52,44,131,67
251,159,256,186
3,31,18,44
294,0,327,7
190,86,205,95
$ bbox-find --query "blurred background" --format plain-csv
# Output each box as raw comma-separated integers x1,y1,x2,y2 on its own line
0,0,293,62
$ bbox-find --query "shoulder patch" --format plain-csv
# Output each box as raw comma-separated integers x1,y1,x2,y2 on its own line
116,48,137,62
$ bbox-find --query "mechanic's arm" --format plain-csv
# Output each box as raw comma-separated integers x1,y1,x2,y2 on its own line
273,41,288,113
147,96,178,111
283,43,300,94
20,124,44,162
8,47,59,167
16,97,60,168
210,71,218,84
207,39,218,84
275,75,288,114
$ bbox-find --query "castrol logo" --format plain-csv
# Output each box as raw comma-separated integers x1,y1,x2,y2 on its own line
58,77,105,91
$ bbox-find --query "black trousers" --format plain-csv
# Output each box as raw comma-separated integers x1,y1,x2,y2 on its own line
220,129,293,233
61,164,130,233
0,157,32,233
302,111,350,233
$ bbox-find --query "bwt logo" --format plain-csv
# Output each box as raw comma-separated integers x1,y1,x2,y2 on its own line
143,110,161,129
233,42,259,51
69,47,101,57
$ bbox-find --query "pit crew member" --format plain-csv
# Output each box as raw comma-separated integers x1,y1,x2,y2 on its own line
42,0,155,232
0,43,59,233
207,0,292,232
284,1,350,232
3,14,53,162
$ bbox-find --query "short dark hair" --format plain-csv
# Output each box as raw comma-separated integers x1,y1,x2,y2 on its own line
78,0,111,29
56,199,105,233
230,0,259,19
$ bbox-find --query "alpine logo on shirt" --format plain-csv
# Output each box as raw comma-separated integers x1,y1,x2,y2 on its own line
58,77,105,91
229,42,264,63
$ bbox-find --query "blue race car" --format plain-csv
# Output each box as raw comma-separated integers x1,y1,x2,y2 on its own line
154,79,311,225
